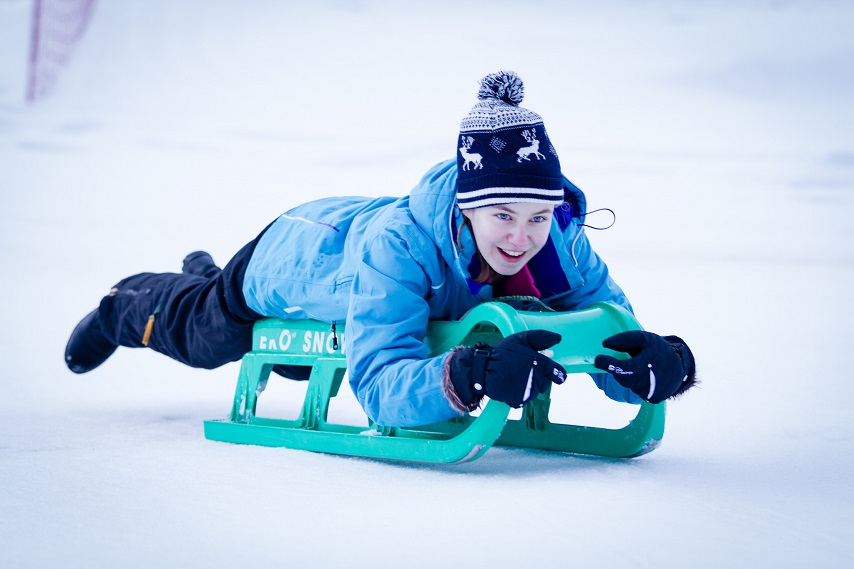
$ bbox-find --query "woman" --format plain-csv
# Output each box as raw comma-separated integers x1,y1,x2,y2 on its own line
65,71,696,427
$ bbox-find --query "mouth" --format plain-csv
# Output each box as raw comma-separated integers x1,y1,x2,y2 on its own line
498,247,527,261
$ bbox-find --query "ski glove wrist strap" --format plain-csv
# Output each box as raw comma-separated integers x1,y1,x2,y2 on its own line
471,343,490,396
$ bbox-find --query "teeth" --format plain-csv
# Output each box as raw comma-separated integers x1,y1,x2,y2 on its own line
500,248,524,257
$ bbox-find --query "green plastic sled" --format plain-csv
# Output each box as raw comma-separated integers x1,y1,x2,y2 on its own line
203,301,665,463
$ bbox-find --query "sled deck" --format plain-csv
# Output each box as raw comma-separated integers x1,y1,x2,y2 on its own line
203,302,665,463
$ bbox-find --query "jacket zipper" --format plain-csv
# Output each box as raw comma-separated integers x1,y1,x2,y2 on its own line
301,309,341,353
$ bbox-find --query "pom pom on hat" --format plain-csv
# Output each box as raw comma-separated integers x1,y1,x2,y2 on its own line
456,71,564,210
477,71,525,106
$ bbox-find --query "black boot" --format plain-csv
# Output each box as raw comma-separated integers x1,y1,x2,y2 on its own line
65,308,119,374
182,251,221,279
271,364,313,381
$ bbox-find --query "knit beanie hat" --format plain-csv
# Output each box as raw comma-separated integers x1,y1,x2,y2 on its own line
455,71,564,210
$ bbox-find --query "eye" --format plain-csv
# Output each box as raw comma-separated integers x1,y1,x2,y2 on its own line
531,215,548,223
496,213,511,221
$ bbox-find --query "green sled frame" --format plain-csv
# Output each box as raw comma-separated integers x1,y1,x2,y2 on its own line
203,301,666,463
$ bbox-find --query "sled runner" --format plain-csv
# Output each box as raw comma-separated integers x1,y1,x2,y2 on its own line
203,302,666,463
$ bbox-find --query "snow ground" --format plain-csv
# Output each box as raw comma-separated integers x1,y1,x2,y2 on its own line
1,1,853,567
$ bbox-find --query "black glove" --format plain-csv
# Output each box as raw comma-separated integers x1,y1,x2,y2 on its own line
594,331,696,404
449,330,567,409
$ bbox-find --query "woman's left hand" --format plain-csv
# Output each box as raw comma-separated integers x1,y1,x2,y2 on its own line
594,331,696,404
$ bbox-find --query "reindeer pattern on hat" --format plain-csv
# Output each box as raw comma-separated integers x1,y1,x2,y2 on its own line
459,127,550,170
516,128,546,163
459,136,483,171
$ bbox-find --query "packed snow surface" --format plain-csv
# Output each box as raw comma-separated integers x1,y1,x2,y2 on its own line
1,1,852,567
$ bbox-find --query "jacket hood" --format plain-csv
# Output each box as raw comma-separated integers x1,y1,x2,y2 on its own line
408,159,473,285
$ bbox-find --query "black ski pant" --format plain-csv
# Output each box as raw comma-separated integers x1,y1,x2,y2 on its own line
95,231,266,369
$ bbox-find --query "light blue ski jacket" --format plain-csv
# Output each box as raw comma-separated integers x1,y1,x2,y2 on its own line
243,159,641,427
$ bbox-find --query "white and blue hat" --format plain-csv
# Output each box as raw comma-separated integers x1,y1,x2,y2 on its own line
455,71,564,210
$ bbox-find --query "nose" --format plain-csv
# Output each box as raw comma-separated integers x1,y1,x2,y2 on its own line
507,223,529,247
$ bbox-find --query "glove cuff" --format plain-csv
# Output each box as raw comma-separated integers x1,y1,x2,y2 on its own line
444,345,487,412
663,335,697,397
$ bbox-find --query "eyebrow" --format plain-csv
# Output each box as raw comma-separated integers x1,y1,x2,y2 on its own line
495,205,553,215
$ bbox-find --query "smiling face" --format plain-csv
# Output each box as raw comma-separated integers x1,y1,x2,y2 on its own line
462,202,554,276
